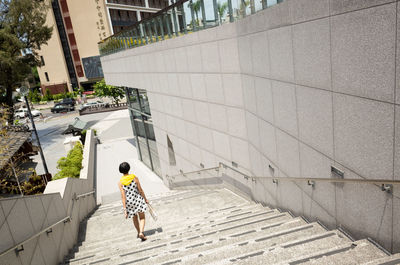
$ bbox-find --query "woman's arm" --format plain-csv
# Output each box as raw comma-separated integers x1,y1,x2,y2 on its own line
135,177,149,203
118,181,128,218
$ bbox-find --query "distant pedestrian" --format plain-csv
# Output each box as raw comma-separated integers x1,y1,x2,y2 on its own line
118,162,149,241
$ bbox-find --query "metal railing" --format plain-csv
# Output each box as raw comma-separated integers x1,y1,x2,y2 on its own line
0,190,96,259
166,162,400,193
75,190,96,200
0,216,71,258
99,0,284,55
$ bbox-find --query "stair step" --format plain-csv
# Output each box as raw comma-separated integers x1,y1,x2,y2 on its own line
149,222,327,265
280,239,388,265
71,217,309,265
91,189,246,219
67,210,289,263
93,190,218,213
216,230,351,265
63,189,396,265
362,253,400,265
121,218,309,265
79,202,265,246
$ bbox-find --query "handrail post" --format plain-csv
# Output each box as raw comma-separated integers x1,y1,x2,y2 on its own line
165,13,172,38
153,19,159,41
189,0,197,31
158,16,165,40
200,0,206,28
227,0,234,22
171,3,179,36
213,0,219,25
180,3,188,34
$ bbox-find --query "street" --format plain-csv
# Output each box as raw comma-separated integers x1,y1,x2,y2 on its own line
32,110,132,176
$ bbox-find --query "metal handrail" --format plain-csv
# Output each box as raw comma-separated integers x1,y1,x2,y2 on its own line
0,190,95,258
166,166,219,179
75,190,95,200
100,0,187,43
166,162,400,193
218,162,400,185
0,216,71,258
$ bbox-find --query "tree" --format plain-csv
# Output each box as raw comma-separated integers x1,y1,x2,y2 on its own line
0,0,52,120
217,2,228,24
93,79,125,106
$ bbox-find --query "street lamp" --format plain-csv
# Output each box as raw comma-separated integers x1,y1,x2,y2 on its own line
19,86,49,183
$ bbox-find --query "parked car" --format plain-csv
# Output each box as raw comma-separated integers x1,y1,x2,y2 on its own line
51,103,75,113
14,108,41,118
79,100,109,110
61,98,76,107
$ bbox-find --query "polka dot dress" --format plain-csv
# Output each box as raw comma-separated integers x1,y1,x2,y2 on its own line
123,181,147,218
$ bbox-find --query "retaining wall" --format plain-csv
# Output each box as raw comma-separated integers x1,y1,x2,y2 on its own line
101,0,400,253
0,130,97,264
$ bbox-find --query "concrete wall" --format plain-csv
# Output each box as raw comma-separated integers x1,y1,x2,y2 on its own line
0,130,97,264
101,0,400,253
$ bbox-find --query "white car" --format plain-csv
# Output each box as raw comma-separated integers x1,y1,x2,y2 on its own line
14,108,41,118
80,101,109,110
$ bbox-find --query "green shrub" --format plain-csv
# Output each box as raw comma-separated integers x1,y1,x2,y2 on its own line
53,142,83,180
42,88,53,101
39,101,47,105
28,90,42,103
52,93,64,100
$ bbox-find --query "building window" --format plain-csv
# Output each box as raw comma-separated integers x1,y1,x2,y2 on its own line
40,56,45,65
45,72,49,82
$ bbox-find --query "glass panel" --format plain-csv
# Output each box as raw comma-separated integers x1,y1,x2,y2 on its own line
266,0,278,7
203,0,216,27
98,0,286,56
132,110,152,169
216,0,229,25
127,87,141,111
137,89,151,115
145,118,162,176
254,0,263,12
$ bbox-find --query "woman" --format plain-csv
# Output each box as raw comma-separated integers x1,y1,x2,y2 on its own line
118,162,149,241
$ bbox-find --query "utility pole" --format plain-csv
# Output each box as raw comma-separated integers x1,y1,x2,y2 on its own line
20,86,49,183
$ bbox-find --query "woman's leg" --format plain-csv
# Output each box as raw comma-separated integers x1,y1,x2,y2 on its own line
132,215,140,235
138,212,146,233
138,212,147,240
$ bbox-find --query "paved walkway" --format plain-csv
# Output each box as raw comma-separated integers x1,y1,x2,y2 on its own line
94,110,169,204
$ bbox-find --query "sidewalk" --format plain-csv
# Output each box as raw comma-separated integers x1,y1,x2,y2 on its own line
94,110,169,204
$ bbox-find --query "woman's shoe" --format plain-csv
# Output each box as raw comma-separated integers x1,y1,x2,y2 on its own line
138,233,147,241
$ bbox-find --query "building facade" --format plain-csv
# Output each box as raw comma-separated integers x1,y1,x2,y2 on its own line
37,0,168,94
101,0,400,254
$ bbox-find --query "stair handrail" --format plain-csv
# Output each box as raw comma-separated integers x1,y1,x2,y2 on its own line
218,162,400,193
0,216,71,258
0,190,96,259
75,190,95,200
165,166,220,180
165,162,400,193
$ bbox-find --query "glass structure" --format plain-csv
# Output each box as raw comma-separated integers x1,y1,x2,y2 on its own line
126,88,162,177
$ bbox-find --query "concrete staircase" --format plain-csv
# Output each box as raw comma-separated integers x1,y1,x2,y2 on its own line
62,189,400,265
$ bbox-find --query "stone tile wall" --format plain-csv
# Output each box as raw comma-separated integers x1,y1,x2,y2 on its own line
101,0,400,253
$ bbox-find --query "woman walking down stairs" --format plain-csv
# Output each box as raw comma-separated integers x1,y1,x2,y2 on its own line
62,189,400,265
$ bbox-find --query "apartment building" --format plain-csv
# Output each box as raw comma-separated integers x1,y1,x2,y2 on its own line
37,0,168,94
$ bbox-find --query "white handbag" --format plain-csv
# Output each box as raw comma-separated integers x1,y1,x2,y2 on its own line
148,203,158,221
